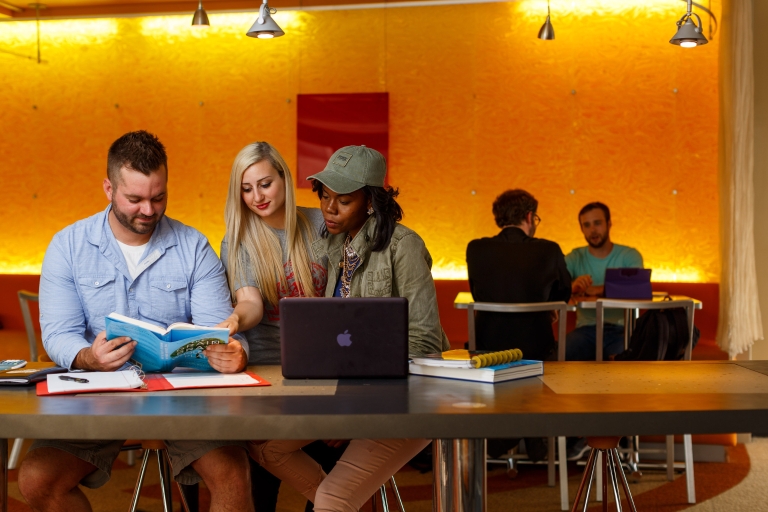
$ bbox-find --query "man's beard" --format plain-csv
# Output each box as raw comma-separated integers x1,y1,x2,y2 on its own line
112,200,163,235
586,232,608,249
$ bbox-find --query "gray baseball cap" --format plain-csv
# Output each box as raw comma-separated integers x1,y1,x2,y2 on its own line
307,145,386,194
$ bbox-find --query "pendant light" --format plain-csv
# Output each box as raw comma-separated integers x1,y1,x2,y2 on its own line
537,0,554,40
191,0,210,27
670,0,707,47
246,0,284,39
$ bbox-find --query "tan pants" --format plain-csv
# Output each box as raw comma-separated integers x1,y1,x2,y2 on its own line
251,438,430,512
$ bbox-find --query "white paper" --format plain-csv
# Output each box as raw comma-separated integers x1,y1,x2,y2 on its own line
160,372,260,389
46,370,144,393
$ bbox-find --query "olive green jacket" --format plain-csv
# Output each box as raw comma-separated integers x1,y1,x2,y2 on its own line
311,216,450,357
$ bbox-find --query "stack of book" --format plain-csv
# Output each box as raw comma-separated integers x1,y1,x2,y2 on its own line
409,349,543,383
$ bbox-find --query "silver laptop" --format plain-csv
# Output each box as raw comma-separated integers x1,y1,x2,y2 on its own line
280,297,409,379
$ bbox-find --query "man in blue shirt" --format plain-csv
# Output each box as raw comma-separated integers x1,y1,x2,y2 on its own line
565,202,643,361
18,131,254,512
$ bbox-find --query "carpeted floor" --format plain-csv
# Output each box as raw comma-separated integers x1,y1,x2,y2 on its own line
5,437,766,511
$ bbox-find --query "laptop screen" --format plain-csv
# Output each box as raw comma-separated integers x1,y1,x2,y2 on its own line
604,268,652,300
280,297,409,379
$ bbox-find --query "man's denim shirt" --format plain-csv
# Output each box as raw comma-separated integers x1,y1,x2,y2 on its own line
39,206,246,370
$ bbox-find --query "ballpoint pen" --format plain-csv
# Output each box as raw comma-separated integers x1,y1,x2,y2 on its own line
59,375,90,384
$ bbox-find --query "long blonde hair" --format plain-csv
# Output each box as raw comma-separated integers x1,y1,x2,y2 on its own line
224,142,318,306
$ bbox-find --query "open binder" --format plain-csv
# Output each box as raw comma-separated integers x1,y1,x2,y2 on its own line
37,370,269,396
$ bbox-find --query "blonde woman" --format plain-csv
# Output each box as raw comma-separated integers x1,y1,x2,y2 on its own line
248,146,448,512
218,142,327,363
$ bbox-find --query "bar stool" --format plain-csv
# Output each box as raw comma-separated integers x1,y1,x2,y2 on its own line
596,299,696,504
570,437,637,512
370,476,406,512
128,440,191,512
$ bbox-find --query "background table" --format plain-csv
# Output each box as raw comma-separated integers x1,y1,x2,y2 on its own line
576,295,703,360
574,295,703,310
3,361,768,512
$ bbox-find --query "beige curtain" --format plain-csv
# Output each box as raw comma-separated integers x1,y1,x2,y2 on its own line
718,0,763,357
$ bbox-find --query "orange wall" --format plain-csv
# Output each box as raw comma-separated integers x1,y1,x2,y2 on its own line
0,1,720,281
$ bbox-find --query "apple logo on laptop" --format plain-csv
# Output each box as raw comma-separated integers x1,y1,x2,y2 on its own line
337,330,352,347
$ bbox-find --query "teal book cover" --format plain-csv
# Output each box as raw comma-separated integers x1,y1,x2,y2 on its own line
105,313,229,372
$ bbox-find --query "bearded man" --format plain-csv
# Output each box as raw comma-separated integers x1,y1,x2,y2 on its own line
18,130,254,512
565,202,643,361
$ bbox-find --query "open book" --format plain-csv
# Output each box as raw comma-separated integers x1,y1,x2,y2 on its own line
105,312,229,372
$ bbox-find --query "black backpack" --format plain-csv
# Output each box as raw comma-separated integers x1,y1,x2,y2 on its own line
614,308,700,361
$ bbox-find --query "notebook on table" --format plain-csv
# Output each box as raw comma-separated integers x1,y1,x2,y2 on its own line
280,297,409,379
36,369,270,395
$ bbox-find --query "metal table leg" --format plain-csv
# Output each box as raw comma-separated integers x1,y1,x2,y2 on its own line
433,439,486,512
623,310,631,350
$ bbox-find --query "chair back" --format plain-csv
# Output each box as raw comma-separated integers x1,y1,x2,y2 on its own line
595,299,696,361
466,301,575,361
17,290,40,362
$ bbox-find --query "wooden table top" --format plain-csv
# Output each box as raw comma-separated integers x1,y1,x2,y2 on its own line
573,295,703,309
0,361,766,440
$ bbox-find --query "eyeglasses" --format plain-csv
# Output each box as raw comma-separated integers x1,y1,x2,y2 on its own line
532,213,542,226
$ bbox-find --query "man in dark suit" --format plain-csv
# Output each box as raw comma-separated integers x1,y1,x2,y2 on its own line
466,189,572,361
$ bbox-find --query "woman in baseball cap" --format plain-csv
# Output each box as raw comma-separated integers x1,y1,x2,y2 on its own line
249,145,449,511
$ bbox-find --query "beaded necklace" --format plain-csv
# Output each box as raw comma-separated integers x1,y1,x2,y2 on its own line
340,234,360,298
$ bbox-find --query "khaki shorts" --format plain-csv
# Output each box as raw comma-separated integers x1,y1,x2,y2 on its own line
30,439,248,488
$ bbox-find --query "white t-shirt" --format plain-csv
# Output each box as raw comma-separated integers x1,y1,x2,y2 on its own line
116,240,148,280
